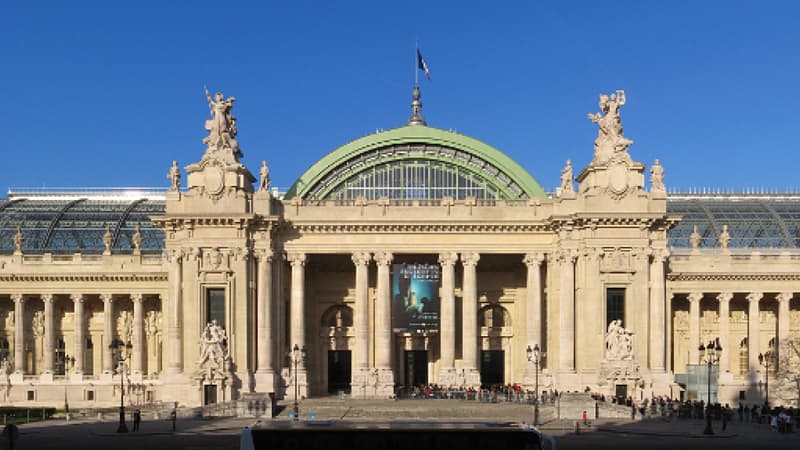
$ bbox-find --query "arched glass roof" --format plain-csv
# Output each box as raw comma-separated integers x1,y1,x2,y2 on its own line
285,125,547,201
0,193,165,255
667,194,800,248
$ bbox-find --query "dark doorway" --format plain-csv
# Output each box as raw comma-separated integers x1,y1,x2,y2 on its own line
481,350,504,387
615,384,628,405
404,351,428,387
327,350,352,394
204,384,217,405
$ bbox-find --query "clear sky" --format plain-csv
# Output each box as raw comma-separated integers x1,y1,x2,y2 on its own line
2,1,799,195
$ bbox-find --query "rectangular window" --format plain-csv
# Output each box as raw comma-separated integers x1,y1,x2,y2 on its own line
206,288,226,328
739,390,746,401
27,390,35,401
87,390,95,401
606,288,625,327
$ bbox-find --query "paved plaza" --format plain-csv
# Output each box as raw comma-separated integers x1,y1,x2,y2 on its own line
1,399,797,449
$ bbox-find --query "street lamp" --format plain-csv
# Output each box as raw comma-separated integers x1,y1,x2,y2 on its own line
698,338,722,435
63,354,75,416
109,338,132,433
758,350,775,409
526,344,544,427
288,344,307,421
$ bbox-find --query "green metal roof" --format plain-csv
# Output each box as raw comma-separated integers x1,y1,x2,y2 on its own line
285,125,547,200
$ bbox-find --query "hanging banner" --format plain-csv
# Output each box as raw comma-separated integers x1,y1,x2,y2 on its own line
391,263,440,332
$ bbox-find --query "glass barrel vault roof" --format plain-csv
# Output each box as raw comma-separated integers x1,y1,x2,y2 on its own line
2,193,800,254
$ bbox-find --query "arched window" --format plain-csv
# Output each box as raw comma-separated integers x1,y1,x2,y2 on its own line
321,305,353,329
479,305,510,329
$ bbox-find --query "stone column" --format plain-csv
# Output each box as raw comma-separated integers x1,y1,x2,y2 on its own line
747,292,762,373
716,292,732,373
461,252,480,386
438,252,458,383
523,253,544,349
131,293,144,375
101,293,115,373
353,251,372,395
776,292,792,370
558,249,576,372
649,249,668,372
70,294,85,375
166,249,183,375
255,250,275,381
42,294,55,374
687,292,702,364
374,251,395,396
11,294,24,374
287,253,307,370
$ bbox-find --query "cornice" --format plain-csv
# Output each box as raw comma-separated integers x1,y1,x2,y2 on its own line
0,273,168,283
667,272,800,282
283,222,552,234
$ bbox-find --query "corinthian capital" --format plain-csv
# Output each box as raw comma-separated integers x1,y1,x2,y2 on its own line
746,292,763,304
460,252,480,267
374,251,393,266
523,252,545,267
438,252,459,266
286,252,306,267
255,248,274,263
716,292,733,304
351,252,372,266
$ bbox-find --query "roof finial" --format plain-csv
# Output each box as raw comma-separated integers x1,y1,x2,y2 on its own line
408,84,426,126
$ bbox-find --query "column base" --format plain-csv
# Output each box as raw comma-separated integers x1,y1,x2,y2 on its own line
437,367,457,387
350,368,377,399
69,372,84,383
39,372,54,383
100,371,115,383
10,372,24,384
376,368,396,399
463,368,481,388
254,370,278,394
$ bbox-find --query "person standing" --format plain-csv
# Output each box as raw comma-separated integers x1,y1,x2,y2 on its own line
133,409,141,432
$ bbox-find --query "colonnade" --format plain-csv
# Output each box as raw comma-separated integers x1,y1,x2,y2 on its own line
5,293,160,378
679,291,794,373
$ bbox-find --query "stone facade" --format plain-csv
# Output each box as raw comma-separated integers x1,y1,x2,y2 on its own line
0,90,798,409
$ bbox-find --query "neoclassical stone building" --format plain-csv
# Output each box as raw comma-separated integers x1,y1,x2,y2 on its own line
0,88,798,409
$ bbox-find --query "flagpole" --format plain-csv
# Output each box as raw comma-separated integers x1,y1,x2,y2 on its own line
415,40,419,86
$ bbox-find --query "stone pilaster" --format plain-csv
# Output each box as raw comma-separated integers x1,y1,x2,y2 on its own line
70,294,85,376
166,249,183,375
42,294,55,374
523,252,544,383
255,250,276,391
101,293,114,374
131,293,144,377
438,252,458,384
374,251,395,397
287,252,307,398
461,252,480,386
776,292,792,370
746,292,763,373
12,294,24,375
557,249,577,373
352,251,372,396
716,292,732,374
687,292,702,365
649,249,668,372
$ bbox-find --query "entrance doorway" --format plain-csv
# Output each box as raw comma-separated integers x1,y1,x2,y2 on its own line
204,384,217,405
327,350,352,394
404,351,428,387
480,350,504,387
615,384,628,405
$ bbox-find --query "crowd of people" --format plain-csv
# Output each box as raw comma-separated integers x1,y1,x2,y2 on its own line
393,383,798,433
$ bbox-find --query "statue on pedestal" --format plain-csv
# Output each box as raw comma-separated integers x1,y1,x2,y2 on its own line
605,319,634,360
167,161,181,191
258,161,270,192
560,160,574,195
650,159,665,191
588,90,634,164
203,88,242,161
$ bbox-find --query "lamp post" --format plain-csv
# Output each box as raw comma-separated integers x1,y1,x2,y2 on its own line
526,344,544,427
110,338,132,433
288,344,306,421
758,350,775,409
63,354,75,416
699,338,722,435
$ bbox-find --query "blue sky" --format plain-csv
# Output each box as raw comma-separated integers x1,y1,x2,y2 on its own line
2,1,799,194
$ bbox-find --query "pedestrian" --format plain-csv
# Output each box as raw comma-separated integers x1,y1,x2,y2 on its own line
2,423,18,450
631,403,636,420
171,402,178,431
738,403,743,422
582,410,588,425
722,408,728,431
133,409,141,432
